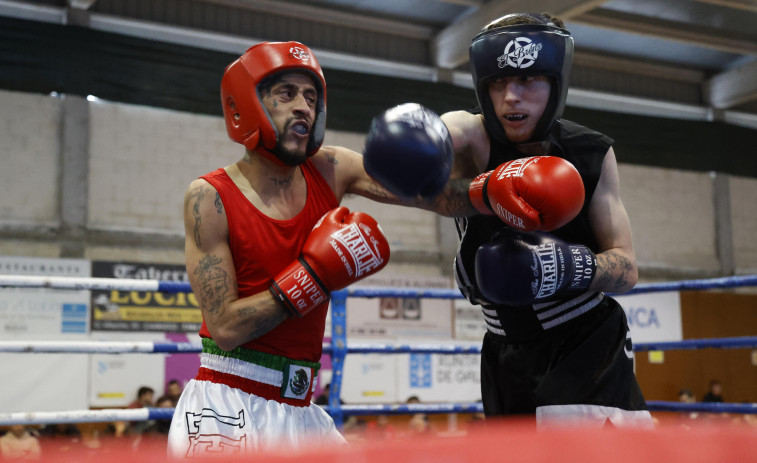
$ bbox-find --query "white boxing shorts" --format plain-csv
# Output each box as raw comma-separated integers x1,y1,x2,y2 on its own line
167,339,346,457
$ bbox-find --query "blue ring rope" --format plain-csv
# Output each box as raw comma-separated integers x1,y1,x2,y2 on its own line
150,274,757,295
646,401,757,414
143,401,757,421
2,273,756,427
2,336,756,354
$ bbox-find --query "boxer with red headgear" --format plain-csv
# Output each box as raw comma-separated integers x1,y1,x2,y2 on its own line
172,41,488,455
220,41,327,166
363,13,652,429
172,42,395,455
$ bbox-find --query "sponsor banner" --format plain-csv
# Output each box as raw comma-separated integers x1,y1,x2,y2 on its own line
0,256,91,412
0,256,91,337
454,299,487,341
341,354,398,403
614,291,682,343
341,349,482,404
346,274,453,339
400,352,481,403
91,261,200,332
89,333,166,408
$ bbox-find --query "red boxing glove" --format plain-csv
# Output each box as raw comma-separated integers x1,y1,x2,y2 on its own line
468,156,585,231
270,207,391,317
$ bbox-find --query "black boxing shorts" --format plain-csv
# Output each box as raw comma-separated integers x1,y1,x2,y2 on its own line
479,296,654,428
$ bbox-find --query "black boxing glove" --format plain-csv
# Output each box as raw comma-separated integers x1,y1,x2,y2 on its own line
474,229,596,306
363,103,453,199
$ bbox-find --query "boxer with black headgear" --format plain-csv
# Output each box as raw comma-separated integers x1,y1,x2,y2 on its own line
363,13,653,428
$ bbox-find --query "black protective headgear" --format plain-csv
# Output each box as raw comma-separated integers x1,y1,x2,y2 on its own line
469,13,574,145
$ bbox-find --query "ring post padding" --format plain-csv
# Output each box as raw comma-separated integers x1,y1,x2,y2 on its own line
329,289,348,428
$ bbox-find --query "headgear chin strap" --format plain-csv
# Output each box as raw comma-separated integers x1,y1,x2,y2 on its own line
469,16,573,146
221,41,327,165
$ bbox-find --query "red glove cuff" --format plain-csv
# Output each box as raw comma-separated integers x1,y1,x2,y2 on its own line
270,258,329,318
469,171,495,216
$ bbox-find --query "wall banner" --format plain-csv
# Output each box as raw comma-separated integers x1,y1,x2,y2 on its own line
614,291,683,343
91,261,200,332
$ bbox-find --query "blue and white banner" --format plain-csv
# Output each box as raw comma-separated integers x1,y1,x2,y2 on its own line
0,256,91,412
614,291,682,343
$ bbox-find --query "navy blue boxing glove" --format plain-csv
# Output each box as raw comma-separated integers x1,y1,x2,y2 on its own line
363,103,453,199
475,229,596,306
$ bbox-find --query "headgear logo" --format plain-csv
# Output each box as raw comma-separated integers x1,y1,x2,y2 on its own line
289,46,310,62
497,37,543,69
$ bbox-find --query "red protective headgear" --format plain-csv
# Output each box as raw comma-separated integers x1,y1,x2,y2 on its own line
221,41,327,165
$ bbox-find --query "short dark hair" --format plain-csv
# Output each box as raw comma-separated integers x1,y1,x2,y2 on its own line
258,70,317,98
137,386,154,398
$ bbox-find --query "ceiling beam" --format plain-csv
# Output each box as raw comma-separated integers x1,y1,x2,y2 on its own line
87,13,440,81
433,0,609,69
572,8,757,55
435,0,484,6
574,50,705,83
67,0,98,9
567,88,710,120
201,0,433,39
0,0,64,23
705,58,757,108
690,0,757,13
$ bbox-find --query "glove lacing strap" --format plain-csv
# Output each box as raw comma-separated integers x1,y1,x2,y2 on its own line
270,257,331,318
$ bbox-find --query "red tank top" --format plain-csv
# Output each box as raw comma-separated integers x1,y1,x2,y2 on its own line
198,159,339,361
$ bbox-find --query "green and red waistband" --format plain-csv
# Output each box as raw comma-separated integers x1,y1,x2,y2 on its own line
195,338,321,407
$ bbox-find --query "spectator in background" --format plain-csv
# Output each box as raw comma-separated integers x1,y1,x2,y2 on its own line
702,380,724,402
127,386,156,435
0,425,42,460
314,383,331,406
37,423,81,454
678,388,695,404
144,396,175,435
165,380,183,406
365,414,396,441
405,396,431,435
677,388,699,423
128,386,155,409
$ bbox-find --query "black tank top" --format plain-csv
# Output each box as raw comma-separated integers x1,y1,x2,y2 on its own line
454,118,612,338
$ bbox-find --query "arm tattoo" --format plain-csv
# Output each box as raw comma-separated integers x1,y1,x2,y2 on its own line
238,305,288,340
368,182,389,199
186,187,207,248
194,254,230,323
324,152,339,165
595,250,634,291
214,192,224,215
421,178,476,216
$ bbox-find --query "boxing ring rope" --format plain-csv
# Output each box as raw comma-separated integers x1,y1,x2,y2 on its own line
1,274,756,428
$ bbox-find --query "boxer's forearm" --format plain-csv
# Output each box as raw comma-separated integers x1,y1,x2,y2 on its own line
591,249,638,293
417,178,478,217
